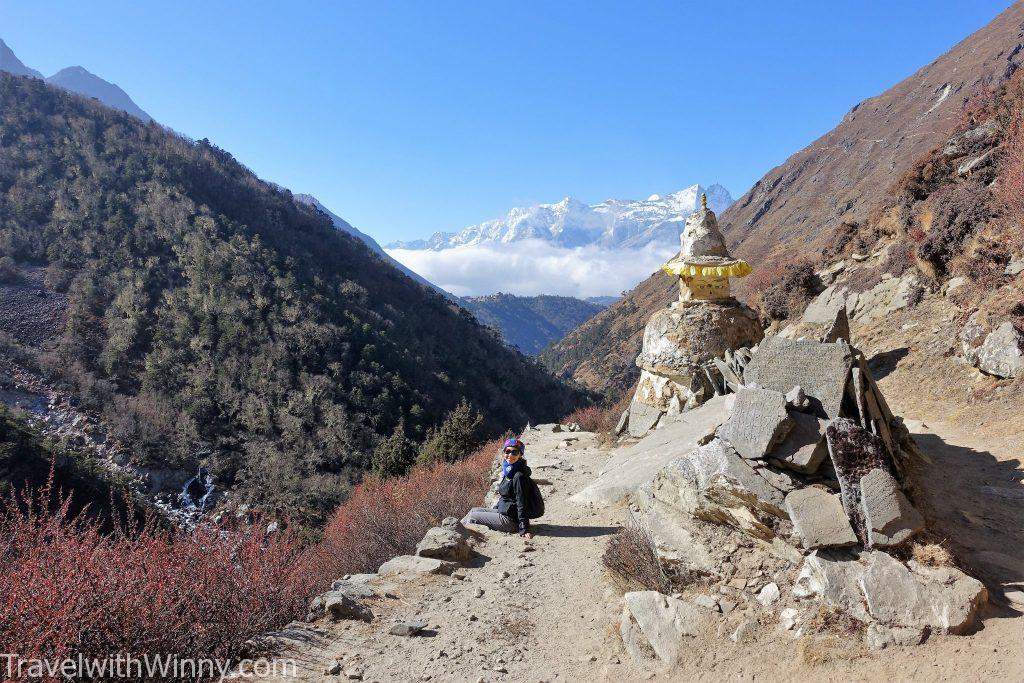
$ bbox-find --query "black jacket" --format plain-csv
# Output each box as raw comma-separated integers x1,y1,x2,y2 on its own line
496,465,532,534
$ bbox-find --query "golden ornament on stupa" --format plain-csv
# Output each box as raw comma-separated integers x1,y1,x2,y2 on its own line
661,192,751,302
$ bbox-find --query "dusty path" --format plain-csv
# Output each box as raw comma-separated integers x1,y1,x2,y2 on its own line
248,419,1024,682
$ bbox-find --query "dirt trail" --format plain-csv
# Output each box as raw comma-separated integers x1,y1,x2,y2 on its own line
247,418,1024,682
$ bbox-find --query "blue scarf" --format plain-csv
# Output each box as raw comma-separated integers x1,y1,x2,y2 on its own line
502,457,526,479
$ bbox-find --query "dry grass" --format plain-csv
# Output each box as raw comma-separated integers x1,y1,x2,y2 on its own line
911,540,957,568
602,520,670,593
798,636,860,667
806,605,866,639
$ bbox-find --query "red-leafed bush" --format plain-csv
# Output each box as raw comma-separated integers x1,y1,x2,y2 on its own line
321,439,498,574
0,478,328,681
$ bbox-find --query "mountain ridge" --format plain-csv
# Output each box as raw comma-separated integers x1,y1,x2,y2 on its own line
388,183,734,251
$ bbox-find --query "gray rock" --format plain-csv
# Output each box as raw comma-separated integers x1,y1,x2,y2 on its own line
785,487,857,549
821,306,851,344
792,550,870,622
614,409,630,435
757,582,781,606
378,555,457,577
620,591,704,666
641,502,718,575
324,591,373,621
864,623,925,649
859,552,987,634
719,387,793,460
534,423,562,433
692,594,720,610
730,619,757,643
416,525,471,563
390,620,428,636
743,337,855,418
961,314,1024,379
785,385,809,410
653,438,787,522
860,468,924,548
627,400,663,437
571,395,728,507
779,607,799,630
769,411,828,474
944,276,969,296
1006,257,1024,277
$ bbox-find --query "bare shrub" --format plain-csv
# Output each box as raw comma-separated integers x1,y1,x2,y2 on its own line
562,391,631,436
0,479,326,678
322,439,498,574
602,520,670,593
805,605,866,639
918,181,994,275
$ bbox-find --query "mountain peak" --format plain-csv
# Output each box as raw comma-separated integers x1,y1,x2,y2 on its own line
0,38,44,79
46,67,153,122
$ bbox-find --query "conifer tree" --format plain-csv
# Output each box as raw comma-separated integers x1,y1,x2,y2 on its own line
416,398,484,465
371,418,417,477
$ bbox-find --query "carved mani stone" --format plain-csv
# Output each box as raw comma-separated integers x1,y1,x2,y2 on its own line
719,387,793,460
825,418,891,545
743,337,855,418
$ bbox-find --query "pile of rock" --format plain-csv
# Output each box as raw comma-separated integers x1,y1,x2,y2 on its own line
306,517,473,624
622,333,987,659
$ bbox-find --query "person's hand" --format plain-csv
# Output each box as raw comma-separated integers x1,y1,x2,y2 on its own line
521,532,534,540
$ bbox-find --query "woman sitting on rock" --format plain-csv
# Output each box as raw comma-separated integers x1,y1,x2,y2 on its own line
461,438,535,539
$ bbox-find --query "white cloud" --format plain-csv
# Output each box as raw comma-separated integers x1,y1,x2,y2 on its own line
385,239,677,298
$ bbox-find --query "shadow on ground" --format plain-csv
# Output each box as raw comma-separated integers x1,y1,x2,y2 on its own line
913,430,1024,593
535,524,619,538
868,346,910,381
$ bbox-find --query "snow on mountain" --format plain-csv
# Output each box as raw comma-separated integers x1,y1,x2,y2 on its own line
388,183,733,251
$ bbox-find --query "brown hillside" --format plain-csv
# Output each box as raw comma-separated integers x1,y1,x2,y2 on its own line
542,2,1024,396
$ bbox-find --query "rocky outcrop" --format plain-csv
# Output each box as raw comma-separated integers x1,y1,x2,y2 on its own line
620,591,706,666
960,311,1024,379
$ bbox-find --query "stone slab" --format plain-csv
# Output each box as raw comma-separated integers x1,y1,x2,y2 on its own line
792,550,870,622
860,468,924,548
620,591,704,666
378,555,457,577
719,387,793,460
859,552,987,634
769,410,828,474
785,487,857,549
825,418,890,544
571,395,728,507
627,399,663,437
743,336,855,418
821,306,851,343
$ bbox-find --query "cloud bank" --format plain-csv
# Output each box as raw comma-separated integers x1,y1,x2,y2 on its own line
385,239,677,298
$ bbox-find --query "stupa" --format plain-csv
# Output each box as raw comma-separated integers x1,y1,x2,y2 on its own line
626,194,764,435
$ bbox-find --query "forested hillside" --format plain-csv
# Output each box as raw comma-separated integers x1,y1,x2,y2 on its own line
0,73,585,521
461,293,604,355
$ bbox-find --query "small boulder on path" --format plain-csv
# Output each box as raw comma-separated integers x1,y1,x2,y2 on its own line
379,555,457,578
620,591,705,667
416,525,471,563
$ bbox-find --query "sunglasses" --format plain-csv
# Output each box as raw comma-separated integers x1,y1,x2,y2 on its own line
504,449,522,455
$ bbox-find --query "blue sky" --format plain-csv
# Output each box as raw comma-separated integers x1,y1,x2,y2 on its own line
0,0,1012,244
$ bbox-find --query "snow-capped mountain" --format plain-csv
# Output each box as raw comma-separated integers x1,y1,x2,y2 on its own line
388,183,733,251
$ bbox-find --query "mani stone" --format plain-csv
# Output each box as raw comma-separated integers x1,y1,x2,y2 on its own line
860,468,925,548
769,411,828,474
743,336,855,418
825,418,890,545
627,399,663,437
718,387,793,460
784,487,857,549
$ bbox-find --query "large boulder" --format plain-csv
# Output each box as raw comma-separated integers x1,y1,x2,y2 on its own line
378,555,457,577
859,552,987,635
620,592,706,666
415,524,471,563
570,395,728,507
960,312,1024,379
645,438,787,541
794,550,988,636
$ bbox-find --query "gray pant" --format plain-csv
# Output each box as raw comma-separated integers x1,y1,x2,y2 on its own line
462,506,517,533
